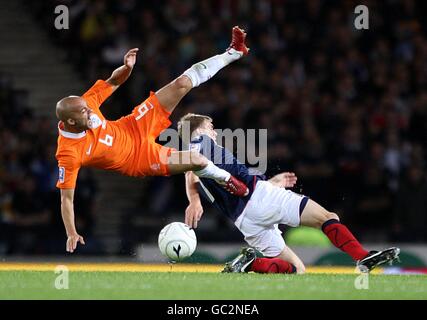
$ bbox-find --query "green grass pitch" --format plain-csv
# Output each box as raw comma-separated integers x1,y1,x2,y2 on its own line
0,271,426,299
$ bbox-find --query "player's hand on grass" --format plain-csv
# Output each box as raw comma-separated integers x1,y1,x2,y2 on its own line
124,48,139,68
66,233,85,253
185,202,204,229
269,172,298,188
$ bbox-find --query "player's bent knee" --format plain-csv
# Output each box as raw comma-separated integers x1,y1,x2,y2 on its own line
327,212,340,221
313,211,340,228
190,151,208,170
174,75,193,91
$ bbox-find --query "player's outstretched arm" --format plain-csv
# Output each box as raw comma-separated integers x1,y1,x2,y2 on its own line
106,48,139,92
185,171,204,229
268,172,298,188
60,188,85,253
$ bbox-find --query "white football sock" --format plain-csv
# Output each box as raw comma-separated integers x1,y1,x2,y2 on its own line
183,48,243,88
193,160,231,182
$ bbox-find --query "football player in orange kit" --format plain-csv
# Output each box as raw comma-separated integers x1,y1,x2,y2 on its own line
56,27,249,253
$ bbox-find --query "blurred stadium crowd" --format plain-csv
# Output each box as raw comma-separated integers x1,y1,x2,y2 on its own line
1,0,427,254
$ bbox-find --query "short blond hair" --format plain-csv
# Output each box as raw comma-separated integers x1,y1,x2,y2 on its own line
177,113,212,142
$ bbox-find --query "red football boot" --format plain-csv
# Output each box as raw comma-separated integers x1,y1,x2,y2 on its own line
227,26,250,56
222,175,249,197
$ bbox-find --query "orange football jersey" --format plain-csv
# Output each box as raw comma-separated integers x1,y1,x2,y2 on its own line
56,80,173,189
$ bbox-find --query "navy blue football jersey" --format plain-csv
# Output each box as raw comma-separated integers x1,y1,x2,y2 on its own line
189,135,266,221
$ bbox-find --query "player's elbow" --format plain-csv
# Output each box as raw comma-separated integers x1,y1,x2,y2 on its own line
106,76,119,87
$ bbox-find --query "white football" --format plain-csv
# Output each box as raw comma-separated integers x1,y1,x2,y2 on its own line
158,222,197,261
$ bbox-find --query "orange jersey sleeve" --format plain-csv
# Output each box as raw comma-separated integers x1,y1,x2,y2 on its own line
56,146,81,189
82,80,114,112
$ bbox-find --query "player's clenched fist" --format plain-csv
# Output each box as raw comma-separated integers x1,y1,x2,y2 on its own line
66,233,85,253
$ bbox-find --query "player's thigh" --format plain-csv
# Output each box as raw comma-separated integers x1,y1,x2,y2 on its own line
136,142,174,176
274,246,306,274
132,92,172,138
246,181,305,227
300,199,339,229
155,75,192,113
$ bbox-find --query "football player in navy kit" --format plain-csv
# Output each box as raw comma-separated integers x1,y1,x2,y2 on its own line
178,113,400,274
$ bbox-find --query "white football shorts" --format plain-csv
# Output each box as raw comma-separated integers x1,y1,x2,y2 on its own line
234,180,308,257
